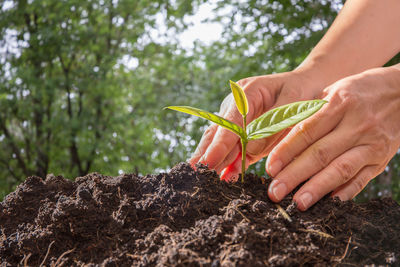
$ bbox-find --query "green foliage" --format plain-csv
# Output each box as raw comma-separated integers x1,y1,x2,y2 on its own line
229,80,248,116
247,100,327,140
167,81,326,181
165,106,245,138
1,0,398,203
0,0,204,198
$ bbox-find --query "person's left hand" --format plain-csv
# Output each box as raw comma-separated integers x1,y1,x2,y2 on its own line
266,65,400,210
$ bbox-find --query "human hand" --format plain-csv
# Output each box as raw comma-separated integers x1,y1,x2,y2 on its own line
189,70,323,181
266,65,400,210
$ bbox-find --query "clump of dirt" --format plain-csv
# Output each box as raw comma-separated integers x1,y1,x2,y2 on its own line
1,163,399,266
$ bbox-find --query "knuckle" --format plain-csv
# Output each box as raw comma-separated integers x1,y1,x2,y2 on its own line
329,80,358,108
237,78,250,87
375,132,392,155
334,160,354,184
337,88,358,107
247,139,268,157
364,129,392,159
203,125,216,138
297,122,314,146
217,139,231,155
352,176,368,196
364,145,382,164
247,99,258,120
219,94,233,113
311,145,330,168
224,107,241,122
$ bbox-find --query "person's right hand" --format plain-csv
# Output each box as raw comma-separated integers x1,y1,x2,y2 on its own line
189,70,324,181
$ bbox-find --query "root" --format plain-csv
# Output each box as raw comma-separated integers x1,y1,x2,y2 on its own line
221,192,233,200
300,228,334,239
126,253,141,259
235,204,250,223
275,204,292,222
39,240,55,267
190,187,200,197
21,253,32,267
332,235,352,262
52,247,76,267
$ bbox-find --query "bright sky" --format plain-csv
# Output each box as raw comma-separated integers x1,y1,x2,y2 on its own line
1,0,223,71
179,2,223,49
1,0,223,48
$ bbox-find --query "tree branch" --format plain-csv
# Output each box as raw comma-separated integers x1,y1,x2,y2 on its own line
0,119,29,177
0,158,20,182
58,53,84,175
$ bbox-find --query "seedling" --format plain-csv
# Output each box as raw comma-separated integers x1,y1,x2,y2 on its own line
166,80,327,182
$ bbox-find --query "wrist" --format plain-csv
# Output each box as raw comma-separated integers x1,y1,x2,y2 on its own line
290,60,335,98
355,65,400,99
292,51,376,98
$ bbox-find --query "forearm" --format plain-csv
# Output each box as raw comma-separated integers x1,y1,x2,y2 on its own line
296,0,400,93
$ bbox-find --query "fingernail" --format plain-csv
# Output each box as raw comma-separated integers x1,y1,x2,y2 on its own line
220,152,244,182
269,180,287,201
298,192,313,210
220,169,237,182
199,155,207,166
268,160,282,177
230,175,239,182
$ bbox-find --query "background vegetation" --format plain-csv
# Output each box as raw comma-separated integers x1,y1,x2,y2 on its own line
1,0,399,202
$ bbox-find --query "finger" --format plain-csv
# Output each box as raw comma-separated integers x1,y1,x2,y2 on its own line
216,127,290,177
292,145,373,211
199,126,240,170
215,125,291,176
246,128,291,168
214,143,241,174
212,133,272,174
214,138,271,174
189,124,218,166
266,102,342,177
267,124,358,203
190,94,236,167
220,152,250,182
220,153,242,182
246,134,281,158
331,165,379,201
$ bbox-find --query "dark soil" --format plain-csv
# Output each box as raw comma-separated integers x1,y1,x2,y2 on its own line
1,163,399,266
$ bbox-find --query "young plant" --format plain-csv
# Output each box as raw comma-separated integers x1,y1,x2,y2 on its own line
166,81,327,182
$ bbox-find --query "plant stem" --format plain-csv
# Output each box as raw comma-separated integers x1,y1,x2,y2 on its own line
241,139,247,183
241,115,247,183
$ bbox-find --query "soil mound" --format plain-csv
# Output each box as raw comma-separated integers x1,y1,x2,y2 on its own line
1,163,399,266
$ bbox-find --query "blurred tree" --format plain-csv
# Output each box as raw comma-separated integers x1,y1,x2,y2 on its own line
0,0,398,202
0,0,204,197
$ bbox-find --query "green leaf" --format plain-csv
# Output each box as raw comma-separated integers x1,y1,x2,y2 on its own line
229,80,248,116
166,106,245,138
247,100,327,140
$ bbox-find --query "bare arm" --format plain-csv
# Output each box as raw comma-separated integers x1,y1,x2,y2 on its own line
297,0,400,92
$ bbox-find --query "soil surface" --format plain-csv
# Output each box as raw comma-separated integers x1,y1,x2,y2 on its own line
1,163,399,266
